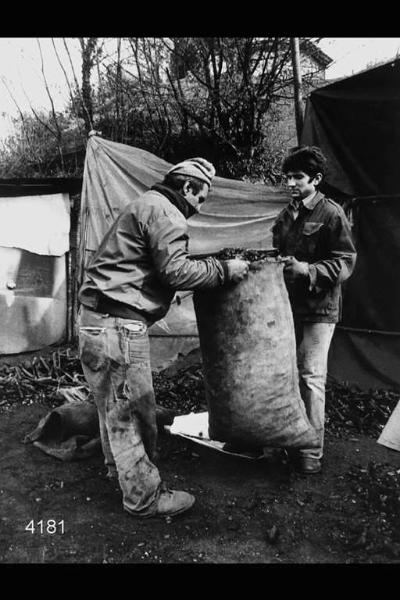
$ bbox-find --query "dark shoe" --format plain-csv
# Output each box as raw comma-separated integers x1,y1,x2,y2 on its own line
298,457,322,474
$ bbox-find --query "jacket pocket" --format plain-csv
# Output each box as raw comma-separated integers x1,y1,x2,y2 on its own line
79,327,108,372
302,222,323,254
293,285,339,317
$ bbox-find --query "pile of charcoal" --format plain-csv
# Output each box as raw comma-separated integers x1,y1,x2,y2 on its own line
154,363,400,439
154,365,400,440
2,344,399,445
215,247,279,263
0,348,87,410
153,364,206,415
325,379,399,438
344,462,400,556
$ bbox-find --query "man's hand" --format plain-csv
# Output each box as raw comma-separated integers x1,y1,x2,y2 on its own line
282,256,309,284
226,258,250,283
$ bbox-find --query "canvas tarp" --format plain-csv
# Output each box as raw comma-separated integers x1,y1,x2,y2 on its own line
79,136,288,263
79,136,290,369
302,59,400,391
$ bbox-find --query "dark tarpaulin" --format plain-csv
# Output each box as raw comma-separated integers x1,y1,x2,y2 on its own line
341,198,400,332
328,327,400,391
302,58,400,197
302,59,400,391
329,195,400,391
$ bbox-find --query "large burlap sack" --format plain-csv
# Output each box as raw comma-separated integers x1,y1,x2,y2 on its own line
193,258,319,449
24,388,175,461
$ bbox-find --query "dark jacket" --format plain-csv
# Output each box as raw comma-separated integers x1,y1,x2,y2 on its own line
79,184,229,324
272,191,357,323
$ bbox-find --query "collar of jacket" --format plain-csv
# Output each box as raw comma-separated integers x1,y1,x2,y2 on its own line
151,183,197,219
288,190,324,215
304,189,324,211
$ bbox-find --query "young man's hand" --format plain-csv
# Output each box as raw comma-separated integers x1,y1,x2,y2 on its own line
226,259,250,283
282,256,309,284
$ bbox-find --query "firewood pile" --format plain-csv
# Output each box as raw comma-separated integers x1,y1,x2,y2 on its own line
1,347,399,442
0,348,88,409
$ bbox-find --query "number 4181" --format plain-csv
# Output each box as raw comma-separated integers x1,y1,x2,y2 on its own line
25,520,65,534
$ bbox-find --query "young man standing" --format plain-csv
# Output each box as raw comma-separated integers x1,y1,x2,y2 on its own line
78,157,249,517
272,146,357,474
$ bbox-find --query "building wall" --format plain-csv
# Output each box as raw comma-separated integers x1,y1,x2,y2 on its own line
0,191,72,355
0,247,67,354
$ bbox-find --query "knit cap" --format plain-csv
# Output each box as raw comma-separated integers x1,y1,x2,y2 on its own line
166,157,216,186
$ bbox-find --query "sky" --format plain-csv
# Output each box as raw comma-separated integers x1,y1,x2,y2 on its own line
318,37,400,78
0,37,399,141
0,38,82,140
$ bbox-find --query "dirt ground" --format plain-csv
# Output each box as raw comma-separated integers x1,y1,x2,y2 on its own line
1,344,400,566
1,375,400,565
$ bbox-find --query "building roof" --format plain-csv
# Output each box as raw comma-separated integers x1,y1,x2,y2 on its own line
300,39,333,68
0,178,82,197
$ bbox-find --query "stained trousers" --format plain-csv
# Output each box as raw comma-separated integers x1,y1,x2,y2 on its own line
294,321,336,460
78,305,162,515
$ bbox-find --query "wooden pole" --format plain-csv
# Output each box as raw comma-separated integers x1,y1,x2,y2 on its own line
71,194,81,342
66,249,72,343
290,37,304,144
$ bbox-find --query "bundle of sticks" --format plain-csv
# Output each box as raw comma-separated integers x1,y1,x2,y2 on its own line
0,348,87,408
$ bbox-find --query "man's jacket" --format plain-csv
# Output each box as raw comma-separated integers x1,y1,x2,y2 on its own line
79,184,228,323
272,191,357,323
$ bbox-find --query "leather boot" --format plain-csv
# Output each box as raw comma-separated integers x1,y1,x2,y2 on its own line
125,486,195,518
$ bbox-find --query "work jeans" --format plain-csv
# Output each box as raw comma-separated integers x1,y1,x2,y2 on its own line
78,305,161,515
294,321,336,460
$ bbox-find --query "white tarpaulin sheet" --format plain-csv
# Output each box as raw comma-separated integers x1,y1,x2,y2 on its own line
0,193,70,256
166,411,265,460
378,400,400,452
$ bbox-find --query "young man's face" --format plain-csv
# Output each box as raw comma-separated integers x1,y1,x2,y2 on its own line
284,170,322,200
182,181,209,212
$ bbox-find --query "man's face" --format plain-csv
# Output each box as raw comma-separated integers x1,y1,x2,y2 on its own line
182,181,209,212
284,170,321,200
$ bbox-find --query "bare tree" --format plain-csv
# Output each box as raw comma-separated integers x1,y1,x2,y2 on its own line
51,38,86,140
128,38,174,152
0,76,34,151
0,36,327,180
0,76,55,175
0,37,102,176
36,38,66,171
63,37,95,135
114,37,300,176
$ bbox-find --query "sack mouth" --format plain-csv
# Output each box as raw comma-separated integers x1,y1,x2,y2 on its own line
190,247,280,262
